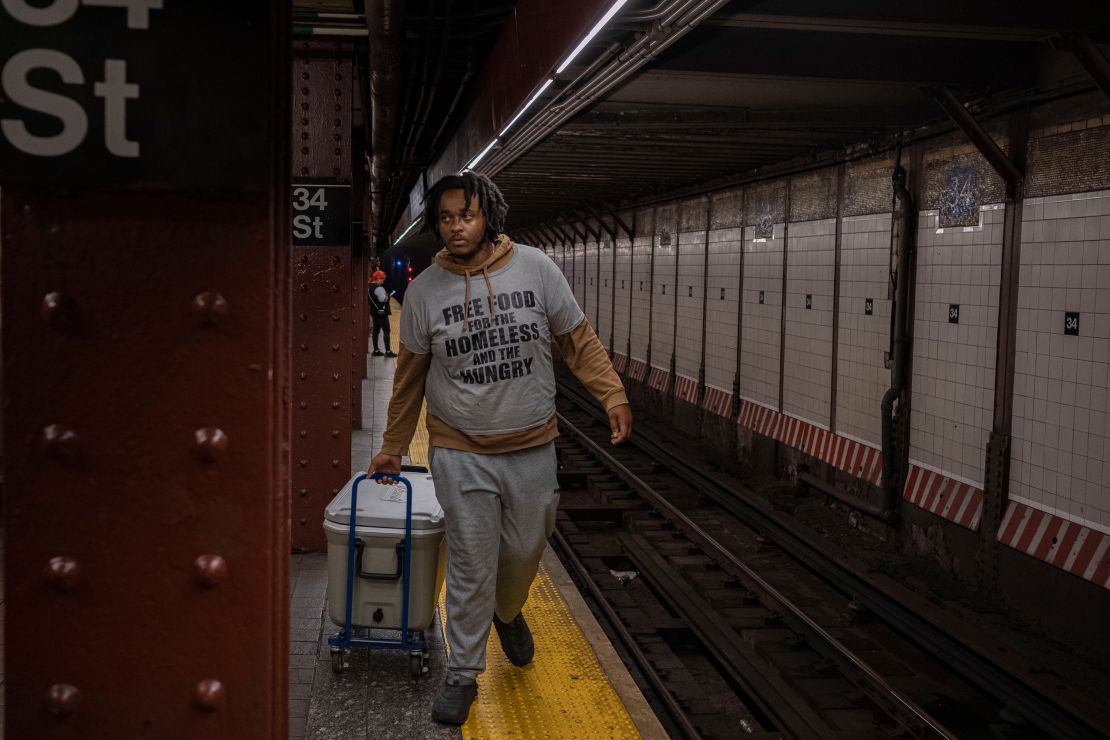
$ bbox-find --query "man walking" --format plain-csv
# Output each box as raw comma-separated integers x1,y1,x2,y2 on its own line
368,171,632,725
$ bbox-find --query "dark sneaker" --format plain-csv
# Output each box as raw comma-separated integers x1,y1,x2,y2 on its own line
385,350,398,358
493,612,534,667
431,673,478,725
372,349,384,356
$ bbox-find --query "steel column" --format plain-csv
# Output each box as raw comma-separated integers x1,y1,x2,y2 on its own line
730,189,748,428
982,112,1030,583
1,17,290,740
779,185,790,412
830,165,845,433
697,199,713,431
291,48,354,551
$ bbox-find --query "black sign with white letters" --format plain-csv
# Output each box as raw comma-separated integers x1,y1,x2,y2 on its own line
0,1,271,187
1065,312,1079,336
292,181,350,246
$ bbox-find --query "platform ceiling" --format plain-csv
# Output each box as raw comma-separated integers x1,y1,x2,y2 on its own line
295,0,1108,242
487,0,1107,230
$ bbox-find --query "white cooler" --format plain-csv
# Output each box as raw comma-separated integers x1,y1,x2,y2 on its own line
323,471,446,631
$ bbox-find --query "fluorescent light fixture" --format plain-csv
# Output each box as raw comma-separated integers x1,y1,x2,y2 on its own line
393,218,421,245
555,0,630,74
465,138,499,170
500,78,554,136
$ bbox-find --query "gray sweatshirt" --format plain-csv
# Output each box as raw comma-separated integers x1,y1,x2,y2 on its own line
400,243,583,436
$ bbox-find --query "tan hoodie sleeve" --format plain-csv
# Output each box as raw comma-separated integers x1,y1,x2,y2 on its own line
379,344,432,456
553,320,629,411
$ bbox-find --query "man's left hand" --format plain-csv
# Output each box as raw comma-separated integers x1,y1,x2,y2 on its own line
608,403,633,445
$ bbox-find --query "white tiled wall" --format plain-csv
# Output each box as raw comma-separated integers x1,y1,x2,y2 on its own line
597,240,614,347
910,206,1003,487
676,229,705,380
783,219,835,427
706,227,743,392
836,213,893,446
613,236,633,354
740,224,784,409
1011,189,1110,533
630,232,653,363
652,237,677,373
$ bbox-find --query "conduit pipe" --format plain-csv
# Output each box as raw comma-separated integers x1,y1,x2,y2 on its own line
366,0,405,250
880,163,915,512
483,0,732,175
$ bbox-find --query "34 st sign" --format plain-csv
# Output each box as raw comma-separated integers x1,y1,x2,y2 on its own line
0,1,273,188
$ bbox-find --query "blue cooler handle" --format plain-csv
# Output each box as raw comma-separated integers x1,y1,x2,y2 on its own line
344,473,416,640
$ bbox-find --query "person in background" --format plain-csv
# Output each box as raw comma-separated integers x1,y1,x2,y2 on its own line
368,269,397,358
367,171,632,725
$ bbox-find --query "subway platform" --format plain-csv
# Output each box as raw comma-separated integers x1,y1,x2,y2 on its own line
288,307,665,739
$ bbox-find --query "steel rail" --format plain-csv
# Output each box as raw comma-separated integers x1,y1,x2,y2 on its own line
556,381,1108,740
551,528,706,740
555,406,959,740
619,532,835,739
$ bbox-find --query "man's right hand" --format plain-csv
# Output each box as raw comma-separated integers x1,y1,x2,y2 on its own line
368,452,403,484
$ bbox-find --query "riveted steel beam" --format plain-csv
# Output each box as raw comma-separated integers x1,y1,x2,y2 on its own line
1,6,291,737
292,48,355,551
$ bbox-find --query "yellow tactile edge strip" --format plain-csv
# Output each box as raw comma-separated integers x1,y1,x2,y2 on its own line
540,548,669,740
437,561,643,740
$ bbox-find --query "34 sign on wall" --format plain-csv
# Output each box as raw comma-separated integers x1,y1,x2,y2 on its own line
0,1,271,187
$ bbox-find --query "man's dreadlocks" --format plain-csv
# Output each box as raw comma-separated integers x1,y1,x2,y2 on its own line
422,171,508,246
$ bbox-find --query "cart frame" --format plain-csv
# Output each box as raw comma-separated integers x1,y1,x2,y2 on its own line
327,471,429,676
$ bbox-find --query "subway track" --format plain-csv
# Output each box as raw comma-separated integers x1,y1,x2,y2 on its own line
551,383,1101,740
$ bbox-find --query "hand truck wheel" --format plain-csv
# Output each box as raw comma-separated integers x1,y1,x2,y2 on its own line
331,649,347,674
409,652,424,677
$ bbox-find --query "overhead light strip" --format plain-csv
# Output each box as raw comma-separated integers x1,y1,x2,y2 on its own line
464,138,499,170
555,0,630,74
500,78,554,136
393,217,421,245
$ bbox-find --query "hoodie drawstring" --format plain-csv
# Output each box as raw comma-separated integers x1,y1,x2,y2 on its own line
461,265,497,332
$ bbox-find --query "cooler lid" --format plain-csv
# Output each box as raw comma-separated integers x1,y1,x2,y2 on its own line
324,473,443,530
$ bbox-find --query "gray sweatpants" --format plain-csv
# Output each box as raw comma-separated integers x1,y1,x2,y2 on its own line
429,442,560,679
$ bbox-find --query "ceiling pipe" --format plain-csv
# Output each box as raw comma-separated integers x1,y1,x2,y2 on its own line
483,0,733,175
399,0,454,180
366,0,406,252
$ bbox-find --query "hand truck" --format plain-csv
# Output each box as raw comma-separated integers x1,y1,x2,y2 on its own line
327,471,429,677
